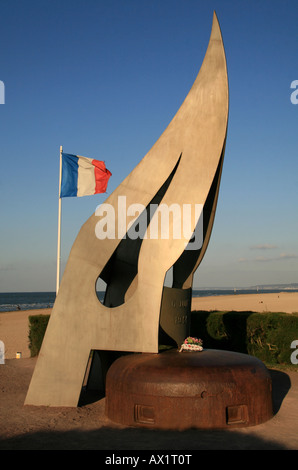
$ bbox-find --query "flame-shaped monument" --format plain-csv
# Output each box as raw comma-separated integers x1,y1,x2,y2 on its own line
25,13,272,429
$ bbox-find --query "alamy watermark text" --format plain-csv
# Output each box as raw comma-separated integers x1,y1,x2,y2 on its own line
0,81,4,104
290,80,298,104
95,196,203,251
290,340,298,364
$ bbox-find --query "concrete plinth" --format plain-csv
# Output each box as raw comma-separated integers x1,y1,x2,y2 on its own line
105,349,273,430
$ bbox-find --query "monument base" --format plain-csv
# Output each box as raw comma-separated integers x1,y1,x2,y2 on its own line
105,349,273,430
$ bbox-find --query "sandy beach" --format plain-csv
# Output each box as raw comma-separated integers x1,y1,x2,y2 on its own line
192,291,298,314
0,292,297,360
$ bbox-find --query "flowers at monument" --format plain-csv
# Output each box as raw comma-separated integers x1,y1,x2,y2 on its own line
179,336,203,352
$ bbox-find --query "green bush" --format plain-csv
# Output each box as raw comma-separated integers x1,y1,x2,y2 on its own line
28,314,50,357
190,310,298,365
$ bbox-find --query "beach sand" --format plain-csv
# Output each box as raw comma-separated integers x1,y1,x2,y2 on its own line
0,356,297,450
0,294,298,450
192,291,298,314
0,292,297,360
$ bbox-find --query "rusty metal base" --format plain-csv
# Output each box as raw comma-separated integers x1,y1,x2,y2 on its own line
105,349,273,430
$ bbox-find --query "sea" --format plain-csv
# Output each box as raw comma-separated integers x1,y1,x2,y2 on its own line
0,288,297,313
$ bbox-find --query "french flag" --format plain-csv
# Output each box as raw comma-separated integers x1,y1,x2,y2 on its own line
60,153,112,198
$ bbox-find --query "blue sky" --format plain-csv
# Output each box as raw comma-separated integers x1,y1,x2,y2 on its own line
0,0,297,291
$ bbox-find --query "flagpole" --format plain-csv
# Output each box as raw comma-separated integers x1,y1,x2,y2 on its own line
56,145,63,295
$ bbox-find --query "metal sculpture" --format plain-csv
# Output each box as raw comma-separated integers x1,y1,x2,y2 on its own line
25,12,229,408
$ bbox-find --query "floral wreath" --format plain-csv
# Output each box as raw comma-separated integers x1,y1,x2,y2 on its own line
179,336,203,352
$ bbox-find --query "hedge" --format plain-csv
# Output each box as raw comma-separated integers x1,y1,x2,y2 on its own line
28,310,298,366
190,310,298,365
28,314,50,357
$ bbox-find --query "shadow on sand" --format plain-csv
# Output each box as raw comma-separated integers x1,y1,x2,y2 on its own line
0,423,290,451
0,369,292,451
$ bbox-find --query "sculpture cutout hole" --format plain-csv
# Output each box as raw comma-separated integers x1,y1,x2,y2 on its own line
172,152,224,289
164,266,173,288
96,278,107,305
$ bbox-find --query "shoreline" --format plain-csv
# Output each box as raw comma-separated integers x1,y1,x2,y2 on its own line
0,292,297,359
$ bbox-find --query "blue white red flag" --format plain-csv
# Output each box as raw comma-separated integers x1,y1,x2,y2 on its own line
60,153,112,198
